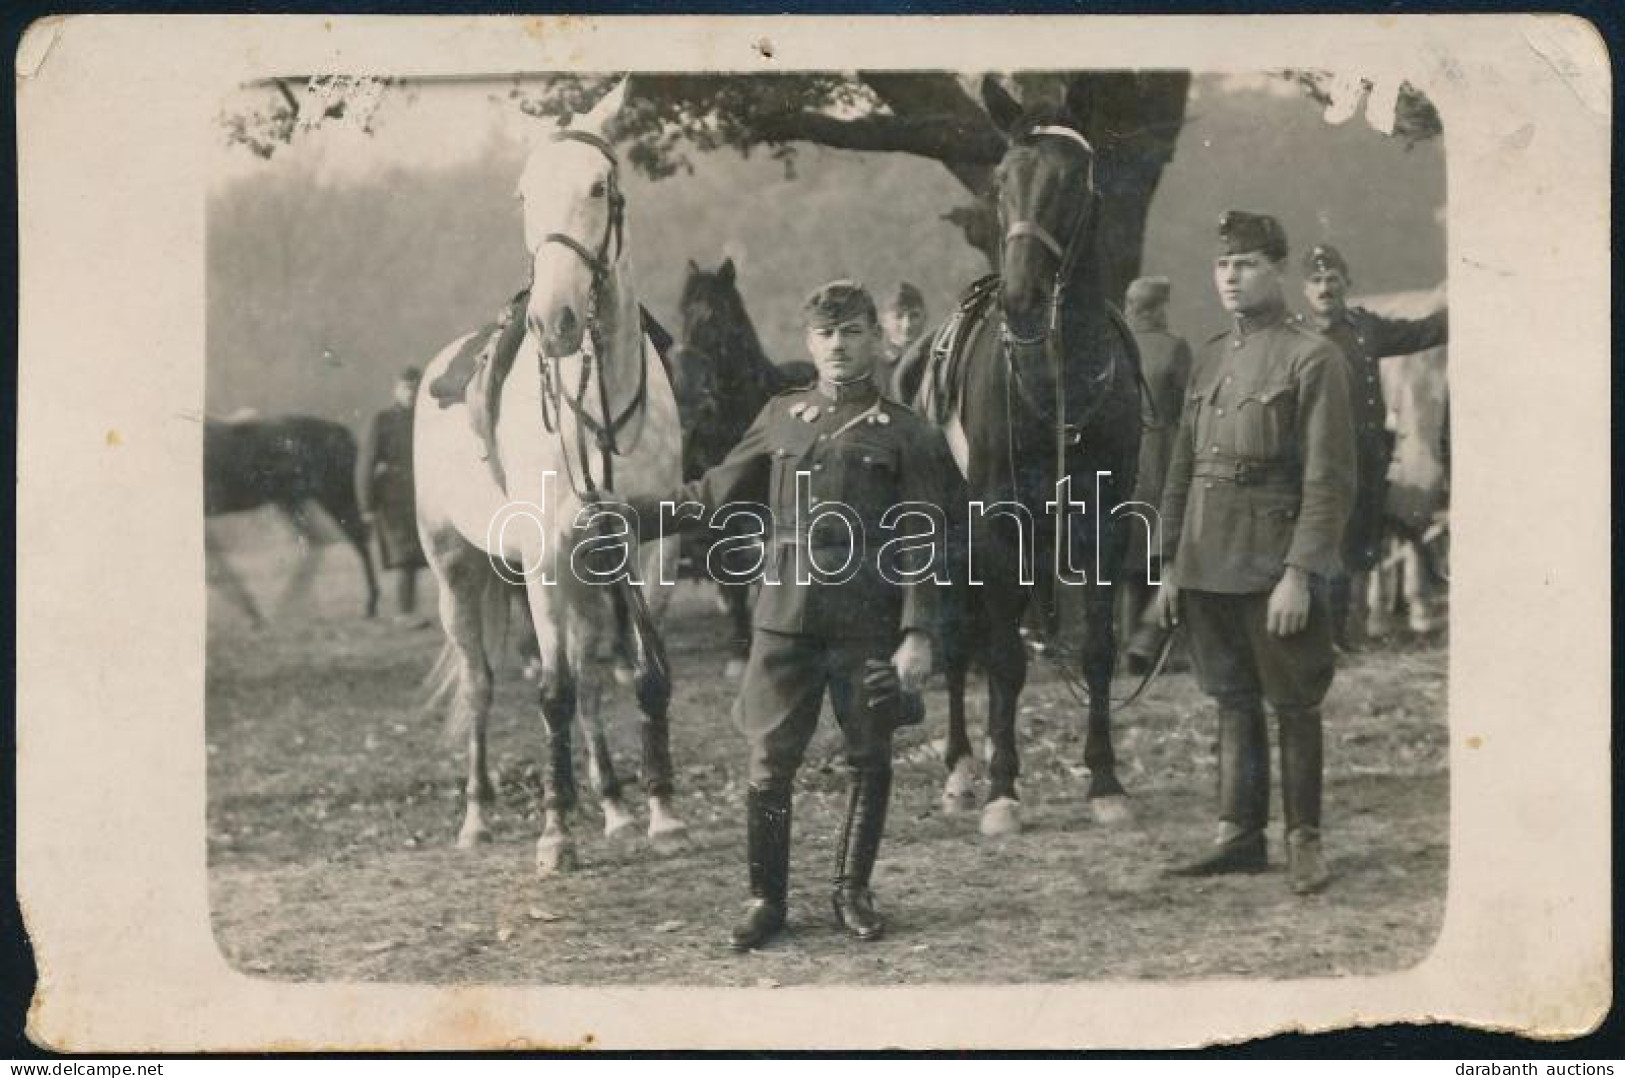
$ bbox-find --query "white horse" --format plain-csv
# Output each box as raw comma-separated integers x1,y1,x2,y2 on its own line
414,81,687,874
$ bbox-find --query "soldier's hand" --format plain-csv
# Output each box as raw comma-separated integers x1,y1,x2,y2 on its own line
1158,582,1181,629
1267,568,1312,637
891,630,934,693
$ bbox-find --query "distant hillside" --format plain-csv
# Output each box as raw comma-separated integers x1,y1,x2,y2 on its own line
207,72,1445,427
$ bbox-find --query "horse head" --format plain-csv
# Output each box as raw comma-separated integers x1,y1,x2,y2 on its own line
983,80,1101,341
982,77,1105,422
517,78,631,361
676,256,779,444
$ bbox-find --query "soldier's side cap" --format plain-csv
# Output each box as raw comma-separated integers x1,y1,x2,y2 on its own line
1217,210,1289,261
803,279,878,327
1303,243,1350,276
884,281,926,313
398,365,423,383
1125,275,1172,311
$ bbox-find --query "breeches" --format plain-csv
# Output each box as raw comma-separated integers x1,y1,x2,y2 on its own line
1182,587,1335,711
739,630,896,788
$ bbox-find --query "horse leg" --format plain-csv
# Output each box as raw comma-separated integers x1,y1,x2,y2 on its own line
573,622,637,842
317,487,380,618
1081,584,1132,824
636,538,688,850
941,630,977,816
980,608,1028,837
427,543,496,849
723,582,751,680
273,502,324,618
525,579,579,875
205,522,265,629
534,648,580,875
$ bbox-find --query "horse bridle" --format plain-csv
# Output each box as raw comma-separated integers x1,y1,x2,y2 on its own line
532,127,646,488
531,126,670,686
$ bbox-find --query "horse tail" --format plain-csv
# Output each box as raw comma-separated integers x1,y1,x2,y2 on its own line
423,567,514,743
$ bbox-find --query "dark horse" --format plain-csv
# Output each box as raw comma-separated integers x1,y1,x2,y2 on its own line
670,257,814,676
204,414,380,625
922,80,1144,835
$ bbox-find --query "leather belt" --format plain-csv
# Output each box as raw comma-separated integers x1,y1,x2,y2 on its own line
1190,459,1300,486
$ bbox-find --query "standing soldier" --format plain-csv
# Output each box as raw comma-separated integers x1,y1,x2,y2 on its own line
357,365,430,627
877,282,928,398
1119,275,1192,673
616,280,953,950
1159,212,1356,895
1297,243,1448,647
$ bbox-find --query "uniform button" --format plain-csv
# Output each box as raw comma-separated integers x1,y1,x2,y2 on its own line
813,464,824,472
817,434,828,441
1204,482,1214,490
1210,445,1220,453
1215,408,1225,416
1224,375,1233,383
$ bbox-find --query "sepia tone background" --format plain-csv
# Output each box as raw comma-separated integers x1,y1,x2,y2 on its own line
16,14,1610,1050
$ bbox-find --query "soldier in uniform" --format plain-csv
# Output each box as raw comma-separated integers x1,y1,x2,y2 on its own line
1296,243,1448,646
1158,212,1356,895
1119,275,1192,673
356,365,429,626
877,282,927,399
615,280,954,949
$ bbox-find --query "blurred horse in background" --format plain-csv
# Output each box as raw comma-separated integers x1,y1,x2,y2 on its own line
670,257,813,677
1369,288,1450,635
204,413,380,626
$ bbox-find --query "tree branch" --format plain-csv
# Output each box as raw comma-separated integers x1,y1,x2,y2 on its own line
752,109,1005,164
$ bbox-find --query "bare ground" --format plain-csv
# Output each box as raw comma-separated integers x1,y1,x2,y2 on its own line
206,519,1448,986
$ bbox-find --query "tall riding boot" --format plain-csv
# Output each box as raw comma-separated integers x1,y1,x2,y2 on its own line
833,766,892,942
1168,703,1268,876
1278,708,1329,894
730,783,791,951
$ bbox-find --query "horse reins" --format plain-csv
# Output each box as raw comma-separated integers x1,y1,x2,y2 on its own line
996,125,1172,709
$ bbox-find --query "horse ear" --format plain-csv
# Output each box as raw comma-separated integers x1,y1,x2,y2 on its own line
719,258,736,286
686,259,699,277
578,77,629,136
980,75,1024,136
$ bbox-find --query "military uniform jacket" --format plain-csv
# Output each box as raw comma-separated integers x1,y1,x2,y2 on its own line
1300,305,1448,468
1159,303,1357,594
356,403,425,569
631,380,956,640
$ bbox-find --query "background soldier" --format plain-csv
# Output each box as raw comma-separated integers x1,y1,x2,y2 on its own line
620,280,953,950
1158,212,1356,895
877,282,928,398
1297,243,1448,647
356,365,430,627
1119,275,1192,673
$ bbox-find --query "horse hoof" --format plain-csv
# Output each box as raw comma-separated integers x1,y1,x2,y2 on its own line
1089,794,1134,827
455,822,491,849
724,657,747,681
612,660,636,686
602,800,639,840
980,797,1022,837
536,835,578,876
941,759,977,815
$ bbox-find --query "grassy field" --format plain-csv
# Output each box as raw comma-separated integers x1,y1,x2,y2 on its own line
206,513,1448,986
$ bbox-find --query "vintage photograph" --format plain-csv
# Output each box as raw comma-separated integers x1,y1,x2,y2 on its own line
203,66,1452,987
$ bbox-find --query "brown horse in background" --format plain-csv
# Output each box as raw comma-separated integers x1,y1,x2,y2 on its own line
204,414,381,625
670,257,813,676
